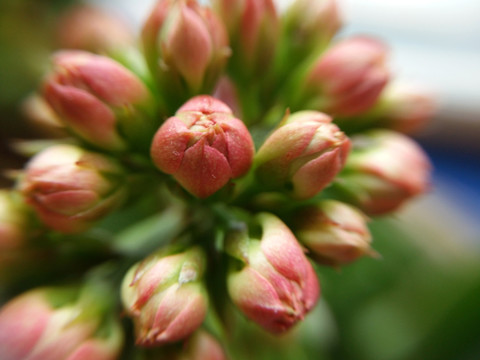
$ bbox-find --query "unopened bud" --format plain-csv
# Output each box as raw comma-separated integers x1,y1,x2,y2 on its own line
255,111,350,199
295,200,373,266
151,96,254,198
0,286,123,360
43,50,154,151
214,0,279,77
300,37,389,116
56,5,135,54
121,247,209,346
227,213,319,333
340,129,431,215
283,0,341,54
213,76,242,118
20,144,126,233
378,82,436,134
182,330,227,360
142,0,229,97
141,329,226,360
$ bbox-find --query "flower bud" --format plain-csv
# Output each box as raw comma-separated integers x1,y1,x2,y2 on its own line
214,0,279,77
151,96,254,198
20,144,126,233
340,129,431,215
378,82,436,134
283,0,342,55
141,329,226,360
142,0,229,97
0,286,123,360
299,37,389,116
43,50,154,151
227,213,319,333
181,330,226,360
213,76,242,118
255,111,350,199
121,246,209,346
295,200,373,267
56,5,135,54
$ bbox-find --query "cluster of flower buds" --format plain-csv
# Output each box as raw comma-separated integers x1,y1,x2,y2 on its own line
0,0,435,358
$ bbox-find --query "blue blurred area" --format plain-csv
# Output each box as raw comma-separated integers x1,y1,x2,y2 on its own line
426,145,480,214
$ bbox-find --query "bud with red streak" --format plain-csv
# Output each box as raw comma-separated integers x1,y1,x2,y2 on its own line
295,200,374,267
255,110,350,199
151,96,254,198
340,129,431,215
121,247,209,346
56,5,135,54
0,286,123,360
213,0,279,77
298,37,389,116
227,213,319,333
43,50,154,151
142,0,230,97
20,144,126,234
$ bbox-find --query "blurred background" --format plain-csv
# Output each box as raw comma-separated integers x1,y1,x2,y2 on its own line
0,0,479,359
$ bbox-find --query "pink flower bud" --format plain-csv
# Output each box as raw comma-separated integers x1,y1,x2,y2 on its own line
295,200,374,267
43,50,152,151
142,0,229,94
283,0,342,51
213,76,242,118
379,83,436,134
151,96,254,198
255,111,350,199
0,287,123,360
121,247,209,346
141,330,226,360
227,213,319,333
214,0,279,76
303,37,390,116
20,144,126,233
341,129,431,215
182,330,227,360
56,5,135,54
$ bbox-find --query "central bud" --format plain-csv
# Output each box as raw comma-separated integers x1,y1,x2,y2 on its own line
151,96,254,198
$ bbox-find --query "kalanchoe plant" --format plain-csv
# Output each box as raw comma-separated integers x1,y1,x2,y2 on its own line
0,0,435,358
